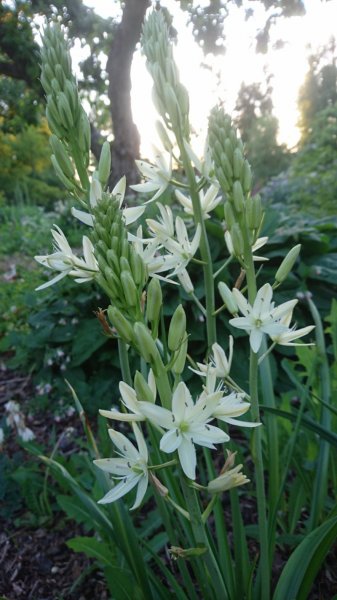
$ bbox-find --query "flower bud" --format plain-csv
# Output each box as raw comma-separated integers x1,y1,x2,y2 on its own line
50,155,76,191
242,161,252,194
120,270,139,308
50,135,75,179
134,371,155,403
224,201,236,229
220,152,233,180
172,335,188,375
134,322,161,364
108,306,134,343
155,120,173,152
218,282,238,315
98,141,111,186
215,167,230,194
168,305,186,352
233,148,244,180
232,181,245,213
78,112,91,157
246,195,262,230
207,464,249,494
58,92,74,130
275,244,301,284
146,278,162,326
230,224,244,257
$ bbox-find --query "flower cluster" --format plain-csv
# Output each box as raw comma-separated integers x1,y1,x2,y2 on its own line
5,401,35,442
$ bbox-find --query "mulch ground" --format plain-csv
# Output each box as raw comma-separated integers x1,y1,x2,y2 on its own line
1,361,336,600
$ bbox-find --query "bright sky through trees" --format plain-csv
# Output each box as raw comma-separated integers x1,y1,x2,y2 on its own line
84,0,337,158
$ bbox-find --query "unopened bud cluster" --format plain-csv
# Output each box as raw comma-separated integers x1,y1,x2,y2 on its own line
208,107,263,259
40,24,90,193
91,193,148,323
142,11,190,137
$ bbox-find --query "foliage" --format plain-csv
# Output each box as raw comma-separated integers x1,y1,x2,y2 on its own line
0,120,63,205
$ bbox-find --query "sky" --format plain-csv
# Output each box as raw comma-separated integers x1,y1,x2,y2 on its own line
82,0,337,157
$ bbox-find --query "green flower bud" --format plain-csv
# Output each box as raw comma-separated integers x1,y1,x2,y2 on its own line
58,92,74,130
130,249,147,287
50,135,75,179
224,138,234,161
119,256,132,275
230,224,244,257
220,152,233,180
64,80,79,117
242,161,252,194
232,181,245,213
120,270,139,308
50,155,76,191
146,277,162,326
98,140,111,186
108,306,134,343
168,305,186,352
134,371,155,403
172,335,188,375
78,112,91,157
218,282,238,315
246,195,262,230
104,266,122,298
224,201,236,228
275,244,301,284
233,148,244,180
106,249,120,274
134,322,161,364
54,63,66,88
215,167,230,194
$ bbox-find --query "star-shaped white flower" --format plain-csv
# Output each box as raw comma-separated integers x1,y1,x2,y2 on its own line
139,382,228,480
212,391,260,428
270,309,315,346
191,339,234,379
35,226,98,290
130,150,172,203
94,424,149,510
229,283,298,353
175,184,221,219
72,176,145,228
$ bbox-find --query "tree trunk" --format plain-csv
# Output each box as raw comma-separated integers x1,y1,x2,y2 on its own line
106,0,150,188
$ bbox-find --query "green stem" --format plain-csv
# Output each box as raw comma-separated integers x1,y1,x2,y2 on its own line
180,476,229,600
259,337,279,555
118,339,132,385
178,140,216,348
307,296,331,530
243,232,270,600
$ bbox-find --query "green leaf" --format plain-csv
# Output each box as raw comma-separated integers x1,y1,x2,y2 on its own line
104,566,142,600
57,494,94,531
71,318,108,366
67,535,115,566
260,406,337,448
273,516,337,600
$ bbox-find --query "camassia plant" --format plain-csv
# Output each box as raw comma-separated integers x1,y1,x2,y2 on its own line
36,14,337,600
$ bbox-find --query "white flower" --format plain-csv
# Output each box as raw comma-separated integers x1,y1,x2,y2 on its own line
208,464,250,494
191,339,234,379
175,184,221,219
130,150,172,203
99,373,157,423
17,426,35,442
72,176,145,228
183,138,216,183
212,391,260,428
147,208,201,276
225,231,269,262
35,226,99,290
229,283,298,353
139,382,228,480
270,309,315,346
94,424,149,510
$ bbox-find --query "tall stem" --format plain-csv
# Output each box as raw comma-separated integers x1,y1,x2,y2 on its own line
179,141,216,349
243,233,270,600
180,476,229,600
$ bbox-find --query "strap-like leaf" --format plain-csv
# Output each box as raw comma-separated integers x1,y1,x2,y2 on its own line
273,516,337,600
